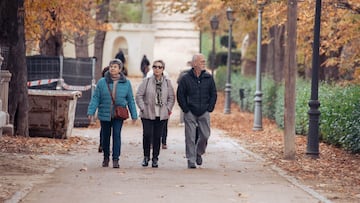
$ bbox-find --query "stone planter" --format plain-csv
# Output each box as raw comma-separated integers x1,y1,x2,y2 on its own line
28,90,81,139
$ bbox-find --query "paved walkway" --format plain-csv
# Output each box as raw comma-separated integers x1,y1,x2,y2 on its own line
11,77,331,203
17,123,330,203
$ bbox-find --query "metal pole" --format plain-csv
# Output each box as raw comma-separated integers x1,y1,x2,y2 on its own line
57,55,64,90
307,0,322,158
211,30,216,75
224,21,233,114
253,5,264,130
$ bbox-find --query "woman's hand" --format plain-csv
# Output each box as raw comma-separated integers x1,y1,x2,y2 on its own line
131,119,137,124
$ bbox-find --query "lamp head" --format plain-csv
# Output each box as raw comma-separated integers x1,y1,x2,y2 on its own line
254,0,268,6
210,15,219,30
226,7,234,22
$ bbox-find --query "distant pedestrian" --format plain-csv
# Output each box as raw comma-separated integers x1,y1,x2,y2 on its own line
140,55,150,77
177,54,217,169
115,49,126,64
177,61,192,126
97,66,110,153
115,49,128,76
136,59,175,168
88,59,138,168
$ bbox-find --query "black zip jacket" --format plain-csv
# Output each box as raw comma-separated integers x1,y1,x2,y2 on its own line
177,68,217,116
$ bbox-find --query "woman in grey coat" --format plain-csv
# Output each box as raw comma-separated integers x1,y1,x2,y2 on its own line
135,60,175,168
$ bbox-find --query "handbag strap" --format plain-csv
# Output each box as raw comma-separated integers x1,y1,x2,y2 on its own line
106,83,116,104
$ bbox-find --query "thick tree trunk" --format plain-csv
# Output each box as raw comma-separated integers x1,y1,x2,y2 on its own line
283,0,298,160
266,25,285,83
39,32,63,56
74,32,89,58
93,0,110,81
39,8,63,56
241,32,257,76
0,0,29,136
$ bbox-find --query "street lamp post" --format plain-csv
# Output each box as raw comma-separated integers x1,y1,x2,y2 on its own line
224,7,234,114
307,0,322,158
210,15,219,75
253,1,265,131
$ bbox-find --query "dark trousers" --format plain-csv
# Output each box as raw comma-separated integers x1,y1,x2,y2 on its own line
100,119,123,161
161,120,168,145
141,117,167,159
99,128,103,147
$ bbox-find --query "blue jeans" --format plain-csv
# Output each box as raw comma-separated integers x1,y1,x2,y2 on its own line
100,118,123,161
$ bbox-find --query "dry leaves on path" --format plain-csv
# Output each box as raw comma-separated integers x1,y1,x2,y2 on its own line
0,135,92,154
0,135,93,202
212,92,360,203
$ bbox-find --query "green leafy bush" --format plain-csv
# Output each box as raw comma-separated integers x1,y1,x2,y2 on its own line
294,79,311,135
274,84,284,129
214,66,227,91
216,71,360,153
231,73,255,112
319,84,360,153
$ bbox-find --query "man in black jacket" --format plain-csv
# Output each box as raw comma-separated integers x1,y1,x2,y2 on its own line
177,53,217,169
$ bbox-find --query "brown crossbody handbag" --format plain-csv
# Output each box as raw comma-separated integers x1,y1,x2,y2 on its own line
106,83,129,120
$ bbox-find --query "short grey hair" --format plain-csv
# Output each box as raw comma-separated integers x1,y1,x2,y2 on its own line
109,58,123,69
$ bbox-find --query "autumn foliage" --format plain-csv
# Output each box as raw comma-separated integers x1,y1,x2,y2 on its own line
24,0,111,53
158,0,360,82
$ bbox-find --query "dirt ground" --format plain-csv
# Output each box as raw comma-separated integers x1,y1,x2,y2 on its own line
0,89,359,202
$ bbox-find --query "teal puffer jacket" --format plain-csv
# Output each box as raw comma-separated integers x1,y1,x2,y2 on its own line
87,72,138,121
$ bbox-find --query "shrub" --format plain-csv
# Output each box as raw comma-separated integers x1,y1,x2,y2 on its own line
214,66,227,91
215,72,360,153
319,84,360,153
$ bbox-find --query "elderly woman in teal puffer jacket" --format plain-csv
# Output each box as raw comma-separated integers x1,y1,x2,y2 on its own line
88,59,138,168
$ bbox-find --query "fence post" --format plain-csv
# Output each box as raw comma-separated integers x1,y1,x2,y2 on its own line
57,55,64,90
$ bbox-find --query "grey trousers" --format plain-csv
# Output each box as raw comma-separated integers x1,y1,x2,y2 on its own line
184,111,210,163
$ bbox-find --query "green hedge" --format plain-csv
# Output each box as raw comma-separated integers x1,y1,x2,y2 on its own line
319,84,360,152
214,68,360,153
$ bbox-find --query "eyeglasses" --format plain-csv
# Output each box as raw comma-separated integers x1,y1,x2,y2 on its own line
152,65,164,69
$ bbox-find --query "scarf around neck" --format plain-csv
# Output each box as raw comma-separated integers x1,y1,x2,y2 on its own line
111,74,121,81
155,77,163,106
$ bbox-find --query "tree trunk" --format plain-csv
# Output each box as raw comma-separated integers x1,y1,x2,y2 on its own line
93,0,110,81
39,9,63,56
241,32,257,76
39,32,63,56
266,25,285,83
0,0,29,136
283,0,298,160
74,32,89,58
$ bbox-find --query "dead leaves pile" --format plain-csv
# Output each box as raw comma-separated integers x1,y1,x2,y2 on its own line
0,135,92,155
212,93,360,203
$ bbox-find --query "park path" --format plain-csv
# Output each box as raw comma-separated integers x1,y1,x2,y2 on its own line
15,76,330,203
19,125,325,203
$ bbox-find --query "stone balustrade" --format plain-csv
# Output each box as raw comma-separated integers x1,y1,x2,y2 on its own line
0,70,13,136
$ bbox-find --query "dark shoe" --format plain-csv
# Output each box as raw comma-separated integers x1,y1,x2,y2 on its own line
187,160,196,169
98,145,103,153
152,158,158,168
142,156,150,167
102,158,109,167
196,154,202,165
113,160,119,168
162,144,167,149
